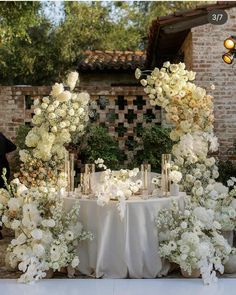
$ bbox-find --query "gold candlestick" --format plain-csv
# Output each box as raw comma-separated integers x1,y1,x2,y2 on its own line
161,154,171,196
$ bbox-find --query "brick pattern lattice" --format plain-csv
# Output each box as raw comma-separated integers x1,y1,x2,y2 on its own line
0,85,161,165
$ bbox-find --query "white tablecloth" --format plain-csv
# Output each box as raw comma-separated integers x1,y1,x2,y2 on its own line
64,194,185,279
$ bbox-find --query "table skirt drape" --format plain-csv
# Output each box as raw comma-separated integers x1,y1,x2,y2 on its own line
64,194,185,278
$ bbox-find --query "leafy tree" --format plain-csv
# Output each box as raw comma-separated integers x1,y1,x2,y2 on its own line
0,1,207,85
0,1,41,43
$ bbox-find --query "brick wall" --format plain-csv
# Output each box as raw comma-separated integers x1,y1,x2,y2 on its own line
183,7,236,160
0,81,161,165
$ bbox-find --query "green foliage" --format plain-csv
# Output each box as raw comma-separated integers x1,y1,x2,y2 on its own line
78,125,124,170
15,124,32,150
218,160,236,186
134,125,173,172
0,1,205,85
0,1,41,43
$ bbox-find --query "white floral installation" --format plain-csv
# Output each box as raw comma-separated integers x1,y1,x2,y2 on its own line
0,72,93,283
16,71,90,189
93,159,142,219
156,199,231,284
0,172,92,283
136,62,236,284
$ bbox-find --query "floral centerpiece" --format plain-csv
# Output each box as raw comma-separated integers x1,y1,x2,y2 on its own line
93,159,142,218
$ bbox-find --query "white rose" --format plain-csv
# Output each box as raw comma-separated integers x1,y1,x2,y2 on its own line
50,83,64,97
41,103,48,109
46,219,55,228
60,121,67,129
48,113,56,120
34,108,41,115
57,91,72,102
51,126,57,133
67,71,79,91
68,109,75,116
53,100,60,108
70,125,76,132
47,105,54,112
78,92,90,104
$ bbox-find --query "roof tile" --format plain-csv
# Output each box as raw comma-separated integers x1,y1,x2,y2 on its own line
78,50,146,71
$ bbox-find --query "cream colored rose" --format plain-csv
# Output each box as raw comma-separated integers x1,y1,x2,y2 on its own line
50,83,64,97
57,90,72,102
67,71,79,91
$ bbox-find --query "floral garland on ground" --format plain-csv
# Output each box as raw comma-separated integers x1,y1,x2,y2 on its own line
136,63,236,284
0,72,93,283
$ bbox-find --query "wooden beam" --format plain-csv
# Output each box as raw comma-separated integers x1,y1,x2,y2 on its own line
162,15,208,34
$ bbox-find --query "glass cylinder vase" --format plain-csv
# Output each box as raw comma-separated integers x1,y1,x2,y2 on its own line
161,154,171,196
140,163,151,191
69,153,75,192
83,164,95,195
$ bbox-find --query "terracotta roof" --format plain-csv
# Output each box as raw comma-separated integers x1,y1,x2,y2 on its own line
146,1,236,68
78,50,146,71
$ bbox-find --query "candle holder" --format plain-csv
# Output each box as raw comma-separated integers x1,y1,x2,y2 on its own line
64,150,75,192
161,154,171,196
82,164,95,195
140,163,151,192
69,153,75,192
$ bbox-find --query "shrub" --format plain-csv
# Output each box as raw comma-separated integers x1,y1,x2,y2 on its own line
78,125,124,170
133,125,173,172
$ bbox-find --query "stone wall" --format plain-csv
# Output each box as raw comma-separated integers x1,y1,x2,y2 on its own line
189,7,236,160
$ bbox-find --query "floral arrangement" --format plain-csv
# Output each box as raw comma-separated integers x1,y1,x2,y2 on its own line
136,62,236,283
16,71,90,189
0,172,92,283
0,72,93,283
156,200,232,284
93,160,142,218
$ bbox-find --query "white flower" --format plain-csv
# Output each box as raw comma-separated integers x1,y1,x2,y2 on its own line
11,220,21,230
169,171,182,184
163,61,170,68
50,83,64,97
57,91,72,102
71,256,80,268
140,79,147,86
135,68,141,79
34,108,41,116
65,231,74,241
33,244,45,257
8,198,21,211
180,244,190,254
67,71,79,90
227,179,234,187
31,229,43,240
77,92,90,104
180,221,187,229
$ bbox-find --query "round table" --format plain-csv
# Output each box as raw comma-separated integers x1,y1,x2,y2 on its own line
64,193,186,279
